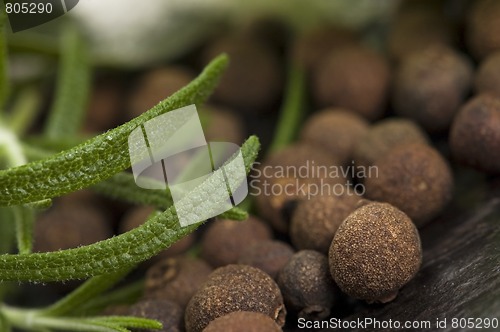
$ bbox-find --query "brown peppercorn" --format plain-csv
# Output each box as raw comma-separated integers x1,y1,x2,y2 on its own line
300,109,369,166
392,45,473,132
200,216,272,267
144,257,213,309
312,45,390,120
127,66,195,119
278,250,337,320
466,0,500,59
474,52,500,98
237,240,294,280
201,105,245,144
185,264,286,332
129,299,183,332
329,202,422,303
201,36,282,113
120,206,195,261
353,118,429,169
450,94,500,174
34,203,113,253
388,0,454,62
202,311,282,332
84,75,123,132
290,194,361,254
365,143,453,227
254,143,347,233
291,25,357,73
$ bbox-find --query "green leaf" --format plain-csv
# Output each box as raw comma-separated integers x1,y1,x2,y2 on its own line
0,136,260,282
13,206,34,255
44,25,90,138
0,54,229,206
41,268,132,317
268,62,306,153
7,87,42,136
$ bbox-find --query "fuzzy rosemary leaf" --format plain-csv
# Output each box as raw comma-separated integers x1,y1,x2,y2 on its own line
13,206,34,255
269,62,306,153
0,136,259,282
0,54,229,206
44,25,90,138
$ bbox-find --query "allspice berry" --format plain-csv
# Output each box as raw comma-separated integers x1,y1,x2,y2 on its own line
388,0,454,61
185,264,286,332
144,257,213,309
450,94,500,174
353,118,429,169
202,36,282,113
254,143,346,233
312,45,390,120
203,311,282,332
300,109,369,166
128,66,195,119
237,240,294,280
392,45,473,132
290,194,361,254
466,0,500,59
34,203,112,253
129,299,183,332
291,25,357,72
365,143,453,227
474,51,500,98
329,202,422,303
278,250,337,320
200,216,272,267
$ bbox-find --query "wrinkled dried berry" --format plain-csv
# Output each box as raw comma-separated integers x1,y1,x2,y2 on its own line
392,45,473,132
300,109,369,166
237,240,294,280
185,264,286,332
278,250,337,320
129,299,183,332
144,257,213,309
365,143,453,227
312,45,390,120
203,311,282,332
290,194,361,254
450,94,500,174
200,217,272,267
329,202,422,303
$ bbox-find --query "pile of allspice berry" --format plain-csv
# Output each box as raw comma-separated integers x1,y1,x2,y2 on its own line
28,0,500,331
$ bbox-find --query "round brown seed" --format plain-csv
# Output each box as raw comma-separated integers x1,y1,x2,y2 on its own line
129,299,183,332
475,51,500,98
300,109,369,166
185,264,286,332
255,143,346,233
312,45,390,120
202,311,282,332
466,0,500,59
278,250,337,320
392,45,473,132
450,94,500,174
200,216,272,267
144,257,213,309
353,118,429,169
329,202,422,303
365,143,453,227
290,194,361,254
237,240,294,280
